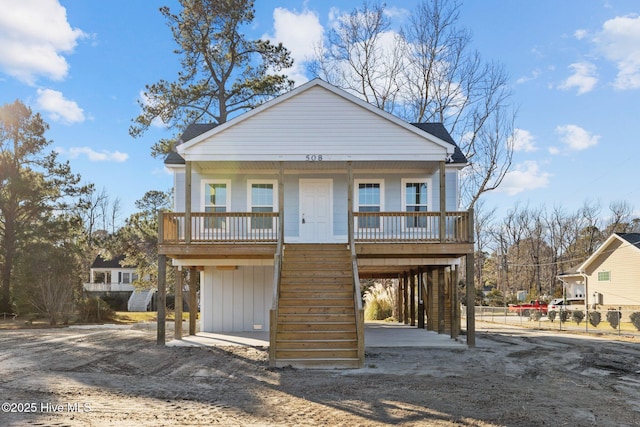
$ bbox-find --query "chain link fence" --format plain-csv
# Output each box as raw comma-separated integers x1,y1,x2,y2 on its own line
461,305,640,337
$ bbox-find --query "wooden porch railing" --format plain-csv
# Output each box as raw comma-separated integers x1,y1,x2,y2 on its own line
161,211,470,244
162,212,279,243
353,211,471,243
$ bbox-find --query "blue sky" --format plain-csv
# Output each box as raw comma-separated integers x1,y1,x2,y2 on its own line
1,0,639,223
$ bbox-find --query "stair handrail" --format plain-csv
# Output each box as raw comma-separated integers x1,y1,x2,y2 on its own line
143,289,155,311
127,290,137,312
269,233,284,367
350,240,364,368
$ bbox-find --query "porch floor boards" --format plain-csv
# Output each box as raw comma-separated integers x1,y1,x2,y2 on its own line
274,244,360,369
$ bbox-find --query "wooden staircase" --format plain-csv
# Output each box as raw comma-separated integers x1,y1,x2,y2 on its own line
273,244,360,369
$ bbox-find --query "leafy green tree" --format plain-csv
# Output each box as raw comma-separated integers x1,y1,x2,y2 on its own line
484,288,504,307
0,100,90,314
130,0,294,157
108,190,173,290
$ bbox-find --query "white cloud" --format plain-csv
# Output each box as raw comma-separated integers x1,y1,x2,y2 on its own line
558,62,598,94
593,14,640,90
58,146,128,163
510,129,537,152
265,8,324,85
574,29,588,40
516,69,541,84
383,6,410,20
548,146,561,155
36,88,85,124
494,161,551,196
0,0,86,84
556,124,600,151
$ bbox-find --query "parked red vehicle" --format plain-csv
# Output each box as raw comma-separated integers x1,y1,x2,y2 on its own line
508,300,548,316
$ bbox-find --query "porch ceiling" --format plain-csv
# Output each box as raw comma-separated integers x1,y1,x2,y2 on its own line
194,160,441,174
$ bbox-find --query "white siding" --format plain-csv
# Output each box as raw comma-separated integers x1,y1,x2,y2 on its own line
181,86,449,162
178,168,460,242
201,266,273,332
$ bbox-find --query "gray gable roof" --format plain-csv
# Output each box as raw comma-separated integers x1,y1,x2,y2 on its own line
179,123,218,143
164,123,219,165
91,254,127,269
165,151,185,165
617,233,640,249
411,123,467,164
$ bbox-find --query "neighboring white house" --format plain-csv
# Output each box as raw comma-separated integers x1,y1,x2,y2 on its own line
84,255,154,312
159,78,475,367
84,255,137,293
558,233,640,308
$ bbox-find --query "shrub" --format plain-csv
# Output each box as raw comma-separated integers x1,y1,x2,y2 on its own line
589,311,601,328
363,282,395,321
606,310,621,329
629,312,640,331
559,310,569,323
530,310,542,321
572,310,585,325
548,310,556,322
77,297,114,323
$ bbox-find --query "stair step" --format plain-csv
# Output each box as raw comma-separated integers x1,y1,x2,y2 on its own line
278,313,355,322
276,349,358,359
281,269,352,277
279,298,354,307
278,322,356,332
273,358,360,369
277,331,357,340
278,306,355,315
280,277,353,285
276,339,357,349
279,282,353,291
280,291,352,299
284,244,348,251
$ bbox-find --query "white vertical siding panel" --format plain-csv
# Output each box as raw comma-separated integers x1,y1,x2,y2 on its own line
232,268,244,330
253,267,265,329
201,268,213,332
221,270,234,331
202,266,274,332
211,269,224,331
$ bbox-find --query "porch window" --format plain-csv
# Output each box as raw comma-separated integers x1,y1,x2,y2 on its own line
203,180,230,229
356,180,384,229
248,180,276,230
403,180,429,228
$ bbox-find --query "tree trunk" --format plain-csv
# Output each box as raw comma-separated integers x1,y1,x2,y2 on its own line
0,213,16,314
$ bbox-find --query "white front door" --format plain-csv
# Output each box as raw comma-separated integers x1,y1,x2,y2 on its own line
299,179,332,243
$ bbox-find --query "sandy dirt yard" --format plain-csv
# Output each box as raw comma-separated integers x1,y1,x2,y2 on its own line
0,321,639,427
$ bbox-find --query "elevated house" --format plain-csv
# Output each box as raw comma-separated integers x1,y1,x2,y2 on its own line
84,255,154,312
558,233,640,308
158,79,476,368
